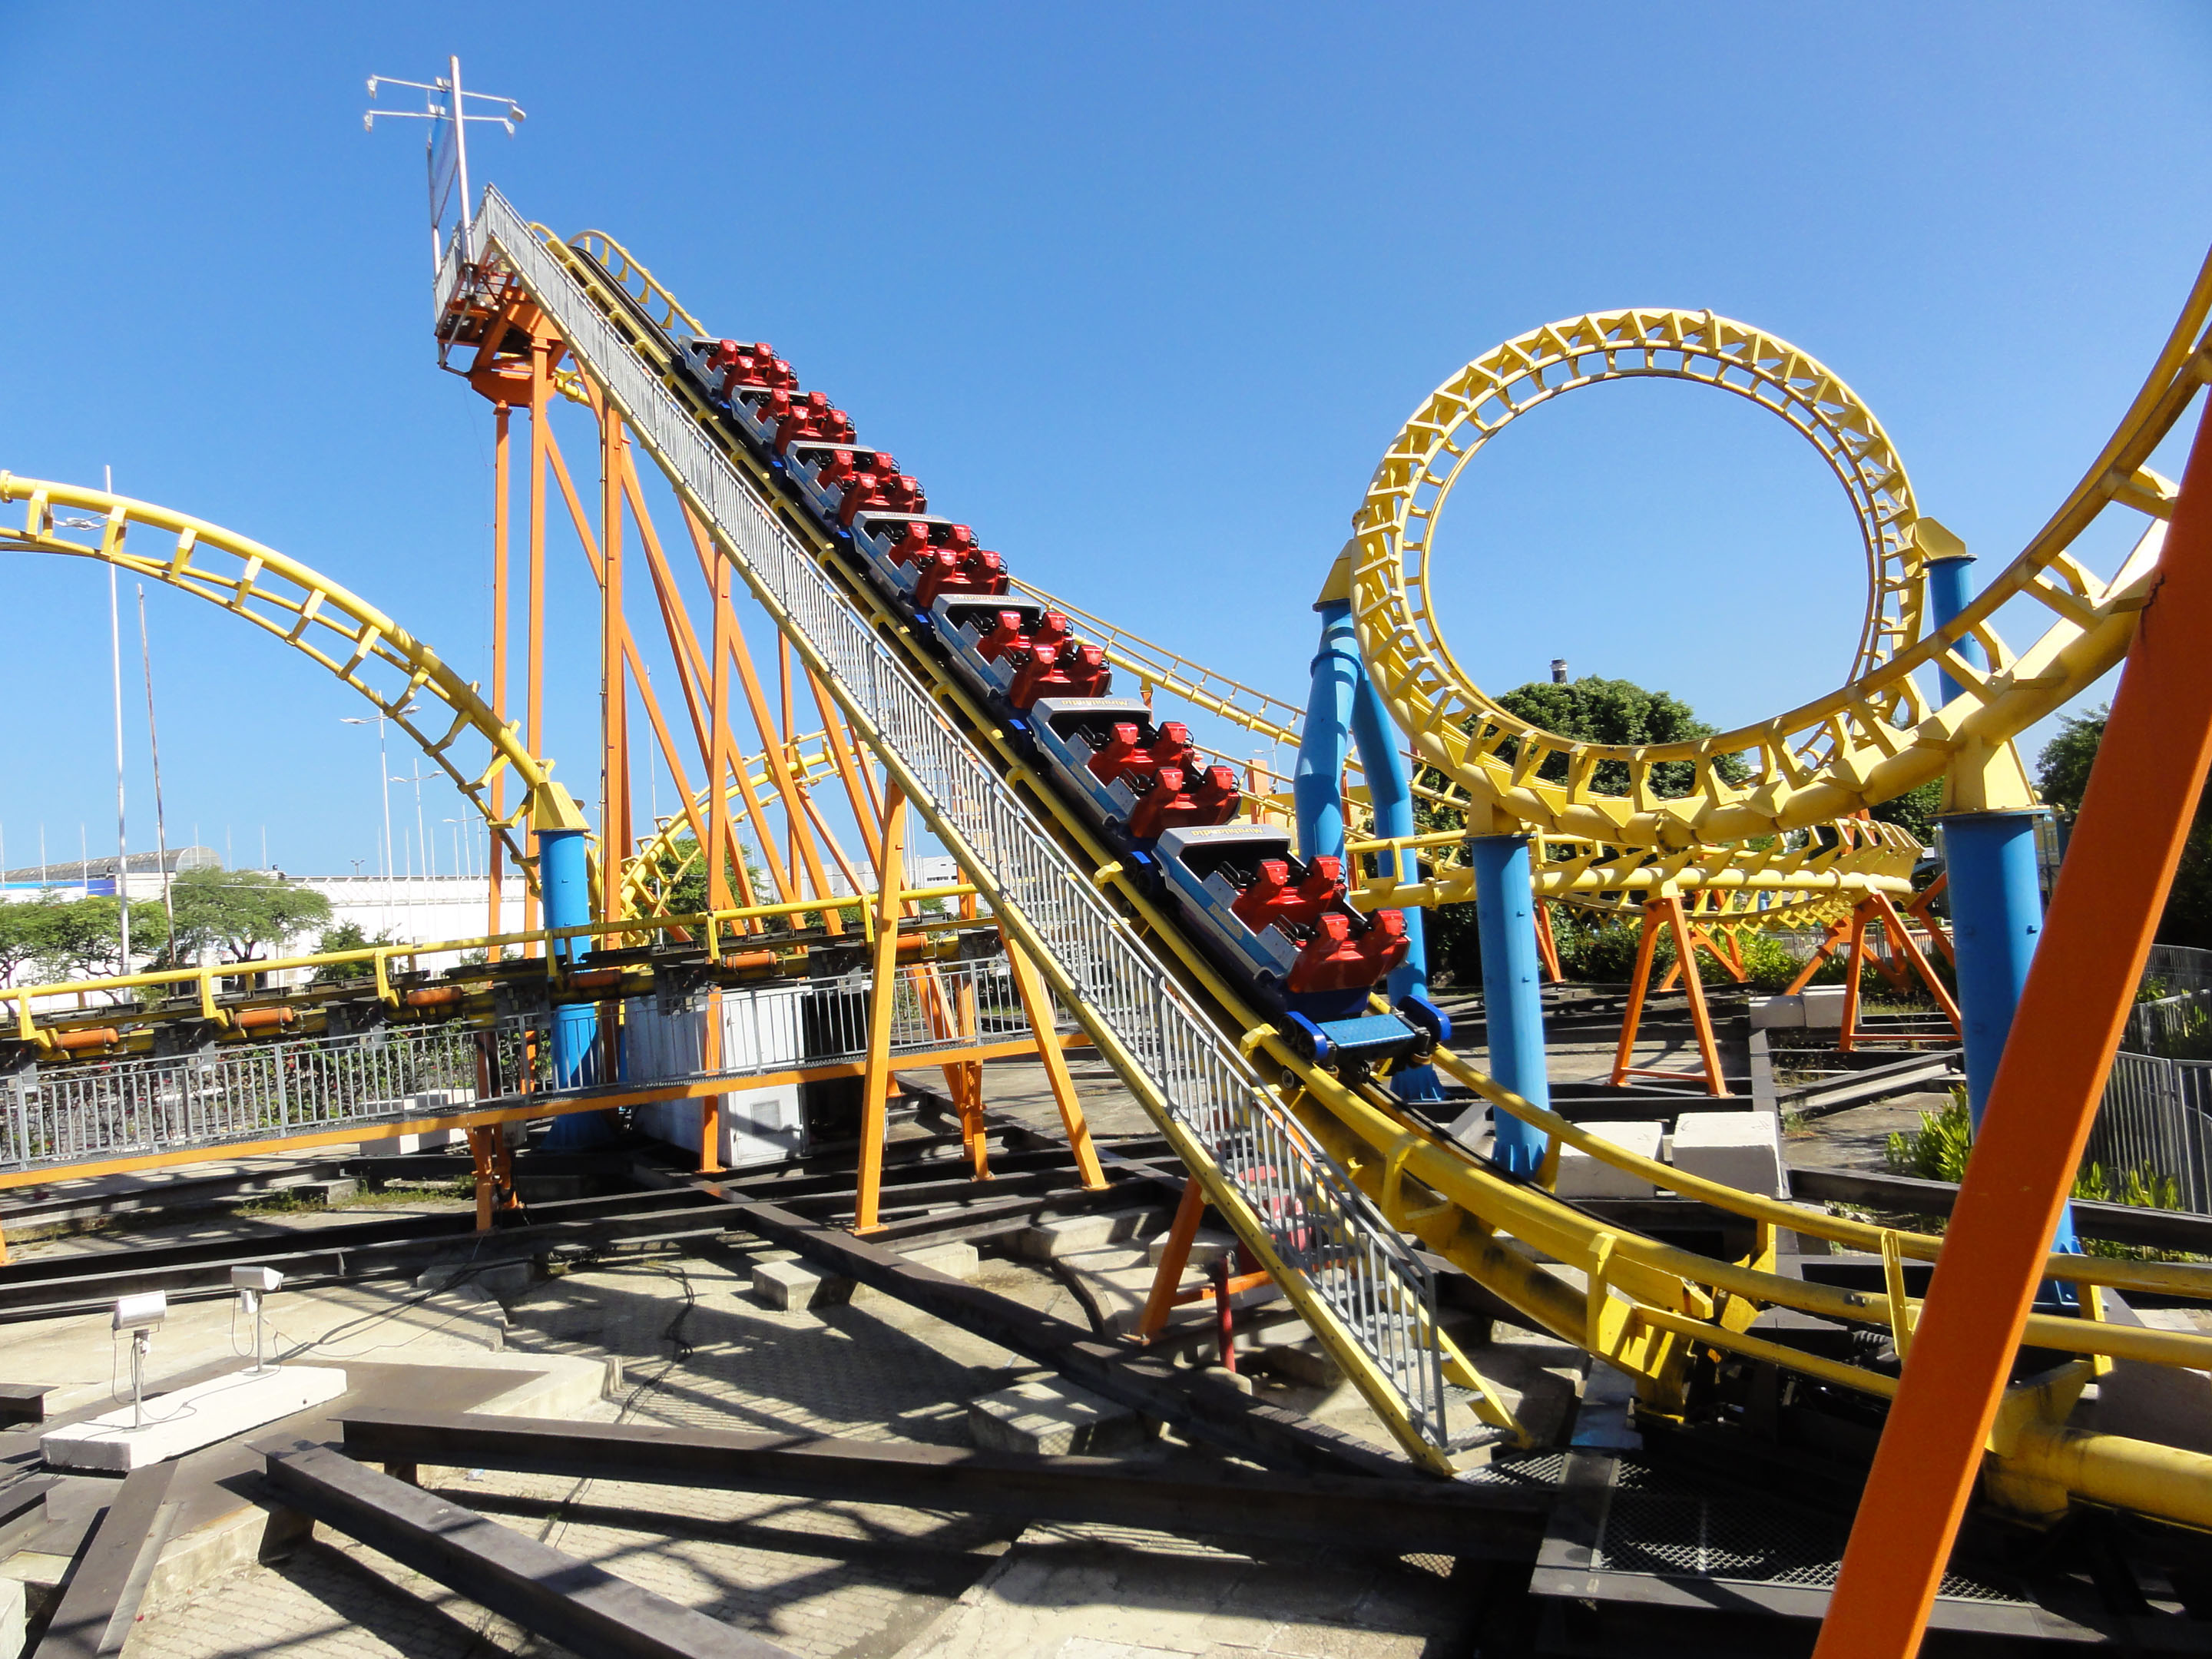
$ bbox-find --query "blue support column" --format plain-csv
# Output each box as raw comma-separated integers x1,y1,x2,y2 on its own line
1296,599,1442,1098
1927,550,2078,1257
1925,553,1985,707
538,823,614,1148
1466,834,1551,1174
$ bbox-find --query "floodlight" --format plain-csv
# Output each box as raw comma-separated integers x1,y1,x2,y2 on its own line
112,1292,167,1429
231,1267,283,1373
112,1291,167,1333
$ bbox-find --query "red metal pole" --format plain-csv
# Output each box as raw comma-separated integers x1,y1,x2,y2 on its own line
1814,398,2212,1657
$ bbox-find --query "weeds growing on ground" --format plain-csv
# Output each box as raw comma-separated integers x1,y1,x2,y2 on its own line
1883,1088,2200,1260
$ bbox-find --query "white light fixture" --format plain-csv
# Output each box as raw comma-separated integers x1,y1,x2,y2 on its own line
112,1291,167,1428
231,1267,283,1374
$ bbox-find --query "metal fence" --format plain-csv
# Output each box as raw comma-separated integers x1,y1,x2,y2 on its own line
2121,987,2212,1058
2146,942,2212,995
461,187,1449,1447
1,962,1041,1177
622,959,1034,1084
3,1023,530,1171
2092,1051,2212,1214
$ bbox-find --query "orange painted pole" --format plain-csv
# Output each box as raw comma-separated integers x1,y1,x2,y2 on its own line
1002,927,1107,1190
1665,896,1729,1097
1783,912,1855,995
522,340,551,948
1837,902,1869,1053
1814,399,2212,1659
1532,900,1562,983
1137,1177,1208,1339
1872,890,1962,1035
488,402,511,942
598,411,629,938
854,783,907,1233
1608,901,1663,1087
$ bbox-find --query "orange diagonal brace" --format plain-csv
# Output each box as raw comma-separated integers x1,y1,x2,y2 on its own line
1815,400,2212,1658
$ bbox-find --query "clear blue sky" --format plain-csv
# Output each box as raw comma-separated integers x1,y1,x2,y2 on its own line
2,1,2208,880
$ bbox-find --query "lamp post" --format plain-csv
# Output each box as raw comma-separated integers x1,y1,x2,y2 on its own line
341,705,416,933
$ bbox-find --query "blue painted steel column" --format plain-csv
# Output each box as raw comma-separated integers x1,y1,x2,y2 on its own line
1466,834,1551,1174
1296,600,1442,1098
1925,554,1984,707
538,824,614,1147
1928,551,2078,1255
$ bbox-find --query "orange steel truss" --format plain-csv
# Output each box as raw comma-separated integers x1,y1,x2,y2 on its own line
453,289,1097,1220
1608,894,1731,1096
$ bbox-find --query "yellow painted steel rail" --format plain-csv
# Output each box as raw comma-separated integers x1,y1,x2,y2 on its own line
0,475,563,884
1350,302,2200,846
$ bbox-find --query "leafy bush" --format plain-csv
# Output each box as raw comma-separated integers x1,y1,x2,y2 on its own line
1887,1091,2197,1258
1886,1095,1976,1183
1739,932,1803,993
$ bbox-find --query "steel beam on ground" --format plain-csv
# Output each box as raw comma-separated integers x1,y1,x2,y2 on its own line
260,1444,796,1659
30,1461,181,1659
336,1409,1551,1558
703,1190,1412,1480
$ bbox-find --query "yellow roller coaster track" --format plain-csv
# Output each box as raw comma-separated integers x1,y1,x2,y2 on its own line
0,475,568,878
1018,578,1926,916
531,220,2212,1516
1351,296,2204,846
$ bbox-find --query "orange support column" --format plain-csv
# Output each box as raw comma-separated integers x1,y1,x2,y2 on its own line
1607,899,1665,1088
1836,901,1870,1053
1665,895,1730,1096
468,1126,498,1233
1612,896,1728,1095
488,402,512,941
1137,1176,1207,1340
1002,929,1106,1190
598,410,630,939
853,784,907,1233
1814,401,2212,1658
1532,899,1563,983
522,337,551,947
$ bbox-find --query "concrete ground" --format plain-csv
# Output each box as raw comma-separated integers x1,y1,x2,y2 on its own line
4,1174,1524,1659
1781,1089,1955,1174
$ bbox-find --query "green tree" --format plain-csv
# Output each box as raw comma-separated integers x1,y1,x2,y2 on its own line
2036,706,2107,817
19,894,167,981
651,835,770,922
1869,778,1943,846
0,898,62,986
1494,675,1753,799
1412,675,1747,985
310,919,398,983
166,868,332,964
2036,705,2212,947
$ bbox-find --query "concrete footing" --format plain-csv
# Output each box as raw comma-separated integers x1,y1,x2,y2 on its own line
967,1376,1152,1456
41,1366,349,1472
1552,1122,1664,1198
1015,1209,1167,1261
1671,1110,1785,1197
